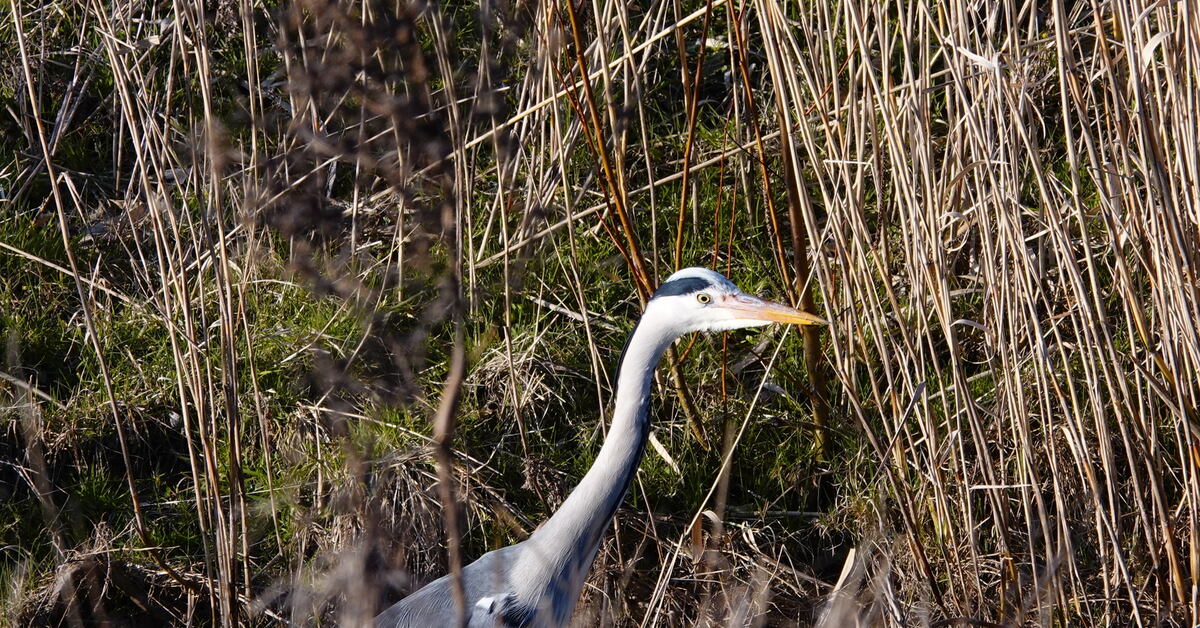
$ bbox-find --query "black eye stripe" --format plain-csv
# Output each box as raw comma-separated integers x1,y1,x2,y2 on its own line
652,277,712,298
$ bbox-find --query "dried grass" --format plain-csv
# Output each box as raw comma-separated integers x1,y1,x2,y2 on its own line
2,0,1198,626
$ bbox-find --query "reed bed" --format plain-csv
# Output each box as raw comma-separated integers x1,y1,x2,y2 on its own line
1,0,1197,625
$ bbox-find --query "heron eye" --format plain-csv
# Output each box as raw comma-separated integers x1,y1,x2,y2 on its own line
696,293,712,304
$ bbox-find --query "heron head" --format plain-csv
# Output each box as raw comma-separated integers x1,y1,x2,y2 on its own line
645,267,825,335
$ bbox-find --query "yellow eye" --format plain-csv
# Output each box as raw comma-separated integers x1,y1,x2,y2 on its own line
696,293,712,304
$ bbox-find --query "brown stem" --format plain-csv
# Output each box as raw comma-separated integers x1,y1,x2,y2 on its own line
433,315,469,627
729,4,793,302
780,141,829,460
673,0,716,269
558,0,707,447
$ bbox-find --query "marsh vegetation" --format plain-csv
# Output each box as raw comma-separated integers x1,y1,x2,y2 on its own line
2,0,1198,625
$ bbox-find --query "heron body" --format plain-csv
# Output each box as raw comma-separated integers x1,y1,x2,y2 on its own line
376,268,824,627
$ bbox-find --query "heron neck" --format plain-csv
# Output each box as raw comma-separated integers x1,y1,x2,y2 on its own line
520,315,674,609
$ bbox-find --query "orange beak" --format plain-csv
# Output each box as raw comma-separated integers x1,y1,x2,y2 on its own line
717,294,827,326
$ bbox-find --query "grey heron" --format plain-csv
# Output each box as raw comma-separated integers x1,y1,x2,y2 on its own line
377,267,824,627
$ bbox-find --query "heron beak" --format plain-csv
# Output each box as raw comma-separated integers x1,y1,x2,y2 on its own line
718,294,827,326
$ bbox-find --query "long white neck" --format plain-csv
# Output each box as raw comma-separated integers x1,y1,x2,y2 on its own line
514,312,676,620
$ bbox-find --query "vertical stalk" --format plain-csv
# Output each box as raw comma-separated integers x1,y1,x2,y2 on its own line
780,142,829,460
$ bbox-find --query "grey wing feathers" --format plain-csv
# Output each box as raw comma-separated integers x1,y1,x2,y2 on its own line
495,595,537,627
374,575,453,627
375,546,521,628
466,592,537,627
